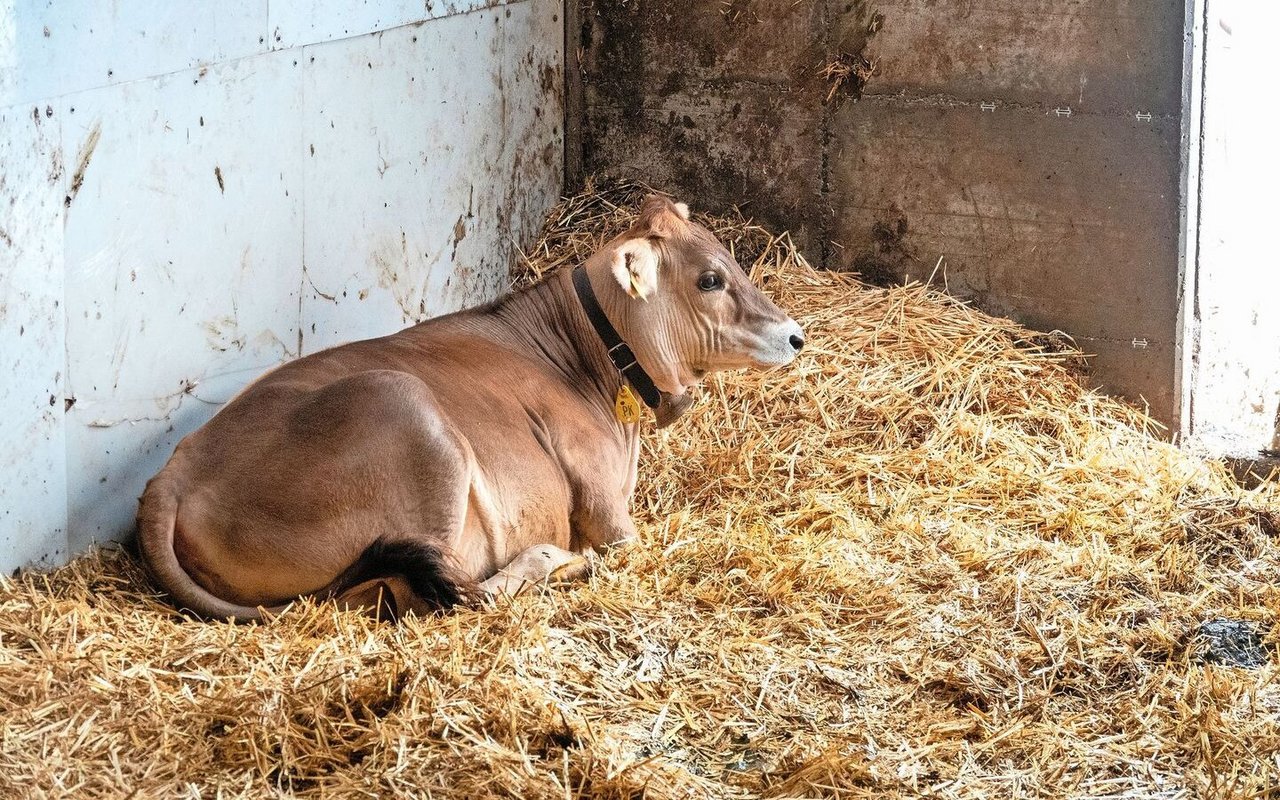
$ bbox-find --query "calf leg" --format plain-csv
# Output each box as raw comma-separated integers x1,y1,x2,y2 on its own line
572,499,640,553
479,544,592,598
340,545,591,612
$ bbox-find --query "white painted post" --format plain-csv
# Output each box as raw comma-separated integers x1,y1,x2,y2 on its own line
1178,0,1280,459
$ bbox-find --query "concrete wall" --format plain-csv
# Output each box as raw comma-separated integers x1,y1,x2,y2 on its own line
0,0,565,572
1177,0,1280,460
570,0,1185,427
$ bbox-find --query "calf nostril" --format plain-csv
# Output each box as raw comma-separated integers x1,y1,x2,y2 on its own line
789,334,805,352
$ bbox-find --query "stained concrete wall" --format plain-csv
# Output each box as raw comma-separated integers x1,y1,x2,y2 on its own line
571,0,1185,426
0,0,565,572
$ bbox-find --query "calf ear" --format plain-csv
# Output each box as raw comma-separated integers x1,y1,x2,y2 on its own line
611,238,660,300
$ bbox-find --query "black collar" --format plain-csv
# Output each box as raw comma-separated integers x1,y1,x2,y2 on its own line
571,266,662,409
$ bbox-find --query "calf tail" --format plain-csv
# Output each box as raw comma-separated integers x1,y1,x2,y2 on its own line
137,474,285,622
329,538,474,613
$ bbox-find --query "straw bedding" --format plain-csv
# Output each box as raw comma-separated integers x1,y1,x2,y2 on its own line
2,181,1278,799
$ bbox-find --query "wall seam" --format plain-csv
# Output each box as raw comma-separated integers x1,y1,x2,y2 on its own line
562,0,583,191
1174,0,1210,445
298,38,307,358
56,101,71,563
818,0,833,270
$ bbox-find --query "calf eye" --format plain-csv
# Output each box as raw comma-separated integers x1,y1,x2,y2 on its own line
697,271,725,292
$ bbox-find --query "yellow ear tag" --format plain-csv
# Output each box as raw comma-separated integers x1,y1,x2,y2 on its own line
614,384,642,424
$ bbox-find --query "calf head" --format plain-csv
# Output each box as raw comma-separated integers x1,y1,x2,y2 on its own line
588,195,805,426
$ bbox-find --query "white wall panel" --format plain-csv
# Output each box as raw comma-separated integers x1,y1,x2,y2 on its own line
1179,1,1280,458
0,2,269,108
301,2,562,350
0,102,68,568
496,0,566,259
61,52,306,548
269,0,515,50
302,16,504,348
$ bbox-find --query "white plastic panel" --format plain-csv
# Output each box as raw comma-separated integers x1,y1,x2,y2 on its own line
301,0,563,351
1180,1,1280,457
269,0,515,50
61,52,305,549
0,102,68,568
0,2,269,108
496,0,565,258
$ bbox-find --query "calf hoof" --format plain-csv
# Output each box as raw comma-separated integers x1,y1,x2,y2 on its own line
513,544,592,585
481,544,592,598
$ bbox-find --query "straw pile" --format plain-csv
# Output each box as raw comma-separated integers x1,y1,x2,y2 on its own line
3,180,1278,799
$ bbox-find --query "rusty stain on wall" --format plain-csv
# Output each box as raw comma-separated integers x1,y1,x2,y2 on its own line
66,121,101,207
848,207,916,287
371,229,437,324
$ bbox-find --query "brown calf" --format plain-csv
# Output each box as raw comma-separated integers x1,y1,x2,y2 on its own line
138,196,804,620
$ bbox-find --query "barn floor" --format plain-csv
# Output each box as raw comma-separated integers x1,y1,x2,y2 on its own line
2,183,1278,799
